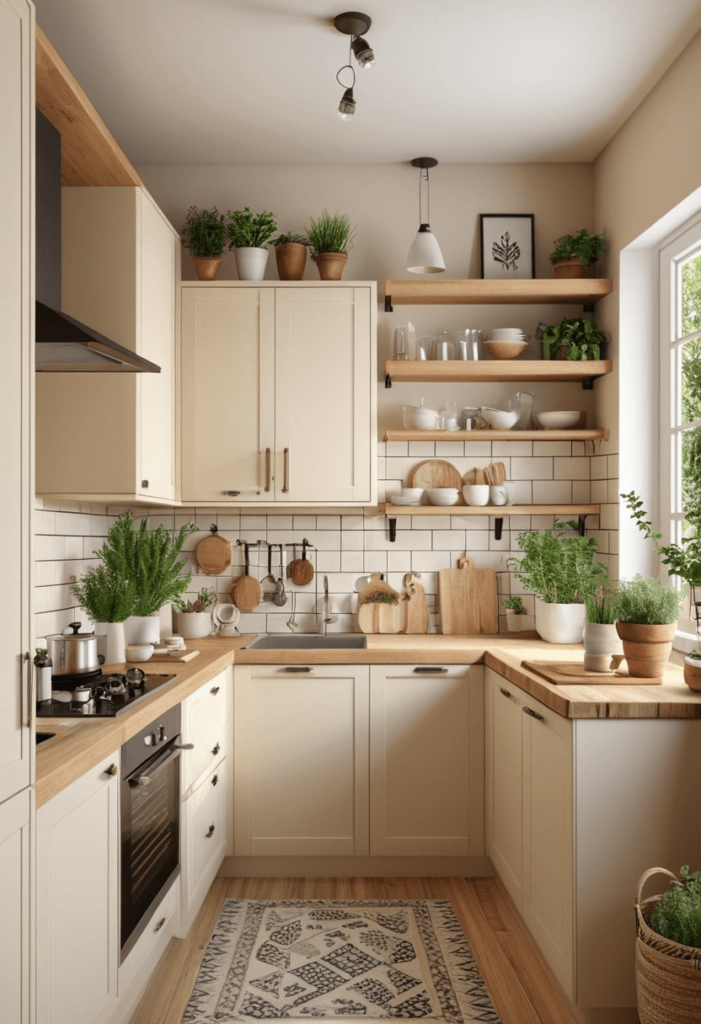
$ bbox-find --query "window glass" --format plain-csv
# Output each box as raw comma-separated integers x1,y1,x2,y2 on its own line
681,339,701,425
681,252,701,337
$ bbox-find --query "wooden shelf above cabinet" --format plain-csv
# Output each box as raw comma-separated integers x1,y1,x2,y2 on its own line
384,359,612,386
383,428,609,442
384,278,613,310
381,503,600,517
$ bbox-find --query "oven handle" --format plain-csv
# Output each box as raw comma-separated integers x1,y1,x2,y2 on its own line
126,743,183,789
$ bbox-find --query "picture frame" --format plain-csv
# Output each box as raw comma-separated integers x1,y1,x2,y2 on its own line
480,214,535,280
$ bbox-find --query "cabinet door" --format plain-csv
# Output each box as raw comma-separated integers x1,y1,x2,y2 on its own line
275,287,374,503
178,758,227,937
521,689,574,998
370,665,483,856
0,0,33,803
37,753,120,1024
181,287,275,502
0,788,32,1024
234,665,369,856
485,668,524,907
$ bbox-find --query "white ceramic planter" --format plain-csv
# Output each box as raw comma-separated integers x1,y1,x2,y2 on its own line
583,620,624,671
506,609,523,632
94,621,126,666
234,246,269,281
124,613,160,646
535,601,586,644
174,610,212,639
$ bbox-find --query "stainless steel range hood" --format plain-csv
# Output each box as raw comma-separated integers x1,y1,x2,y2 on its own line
35,112,160,373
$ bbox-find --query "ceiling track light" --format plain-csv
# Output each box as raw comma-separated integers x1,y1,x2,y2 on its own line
333,11,375,121
407,157,446,275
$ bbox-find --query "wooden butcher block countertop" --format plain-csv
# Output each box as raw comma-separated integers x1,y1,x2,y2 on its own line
35,634,701,806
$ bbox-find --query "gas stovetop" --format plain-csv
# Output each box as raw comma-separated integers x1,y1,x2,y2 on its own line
36,669,177,718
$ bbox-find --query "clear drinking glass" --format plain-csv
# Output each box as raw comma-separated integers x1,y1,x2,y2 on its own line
393,326,409,360
418,335,436,360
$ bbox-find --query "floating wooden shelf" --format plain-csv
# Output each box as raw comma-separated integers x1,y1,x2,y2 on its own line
383,428,609,442
381,504,600,517
384,278,612,310
384,359,612,386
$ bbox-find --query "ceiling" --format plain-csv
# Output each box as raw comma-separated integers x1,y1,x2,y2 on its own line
33,0,701,165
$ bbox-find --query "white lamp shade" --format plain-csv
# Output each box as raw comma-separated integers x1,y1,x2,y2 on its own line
407,226,446,274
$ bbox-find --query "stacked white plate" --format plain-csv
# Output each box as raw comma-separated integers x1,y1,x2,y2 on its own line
427,488,461,506
392,495,422,506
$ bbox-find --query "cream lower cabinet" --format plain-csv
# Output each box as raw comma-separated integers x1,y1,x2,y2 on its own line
369,664,484,856
181,282,376,506
0,788,32,1024
37,751,120,1024
36,187,179,504
234,664,370,855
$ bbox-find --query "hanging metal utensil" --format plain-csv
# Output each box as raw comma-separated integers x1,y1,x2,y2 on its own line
272,544,287,606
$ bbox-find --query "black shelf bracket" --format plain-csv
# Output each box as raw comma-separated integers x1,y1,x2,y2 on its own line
385,373,392,388
578,515,587,536
583,301,595,314
388,517,397,542
385,295,393,313
581,376,596,390
494,517,504,541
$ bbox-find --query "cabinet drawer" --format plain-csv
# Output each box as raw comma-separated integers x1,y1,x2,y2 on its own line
187,759,227,890
182,670,227,751
119,880,177,994
183,725,226,796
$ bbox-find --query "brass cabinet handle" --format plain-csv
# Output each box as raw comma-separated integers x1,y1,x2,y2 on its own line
265,448,271,492
523,706,544,722
105,763,119,776
500,687,512,698
283,448,290,493
211,686,220,695
206,824,215,838
154,917,166,932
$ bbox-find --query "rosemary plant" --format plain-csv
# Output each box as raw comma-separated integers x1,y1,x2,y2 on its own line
649,866,701,948
70,565,137,623
306,211,355,255
507,521,608,604
181,206,228,258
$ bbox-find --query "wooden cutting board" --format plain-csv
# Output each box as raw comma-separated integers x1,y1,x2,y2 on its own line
196,531,232,575
438,556,498,635
357,575,400,634
148,649,200,663
521,660,663,685
407,460,466,504
400,574,429,634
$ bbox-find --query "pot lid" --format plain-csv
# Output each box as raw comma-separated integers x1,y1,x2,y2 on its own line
46,621,97,641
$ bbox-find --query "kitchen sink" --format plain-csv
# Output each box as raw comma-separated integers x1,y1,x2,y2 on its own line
245,635,367,650
36,731,56,745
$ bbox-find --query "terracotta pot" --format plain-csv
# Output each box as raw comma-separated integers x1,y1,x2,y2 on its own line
190,256,224,281
313,252,348,281
553,257,586,279
275,242,307,281
616,621,676,678
684,657,701,692
555,345,570,360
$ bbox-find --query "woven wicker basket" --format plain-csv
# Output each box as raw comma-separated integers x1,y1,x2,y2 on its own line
636,868,701,1024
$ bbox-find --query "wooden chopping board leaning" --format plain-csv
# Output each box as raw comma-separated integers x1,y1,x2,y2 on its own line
400,573,429,634
438,555,498,634
356,573,401,634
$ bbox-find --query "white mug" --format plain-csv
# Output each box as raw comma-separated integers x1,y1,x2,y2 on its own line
213,603,240,636
463,484,490,506
490,485,508,506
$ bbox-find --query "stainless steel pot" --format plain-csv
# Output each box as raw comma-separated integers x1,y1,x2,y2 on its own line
45,621,104,677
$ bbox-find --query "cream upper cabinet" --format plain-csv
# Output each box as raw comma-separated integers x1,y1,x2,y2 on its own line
369,665,484,857
36,187,179,504
181,282,377,506
234,664,370,856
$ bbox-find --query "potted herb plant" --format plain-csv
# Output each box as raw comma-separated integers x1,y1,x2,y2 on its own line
549,228,606,278
507,521,608,644
227,207,277,281
615,576,684,678
541,316,607,360
70,564,138,666
306,211,355,280
583,584,623,672
503,596,527,632
181,206,228,281
173,587,219,639
270,232,310,281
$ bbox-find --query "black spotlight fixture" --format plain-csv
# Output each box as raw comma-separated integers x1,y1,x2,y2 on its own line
333,12,374,120
351,35,375,69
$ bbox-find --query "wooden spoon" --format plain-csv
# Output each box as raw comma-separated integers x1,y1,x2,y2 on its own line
233,541,261,612
289,538,314,587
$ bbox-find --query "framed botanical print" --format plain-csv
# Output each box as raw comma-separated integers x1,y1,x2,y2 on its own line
480,214,535,280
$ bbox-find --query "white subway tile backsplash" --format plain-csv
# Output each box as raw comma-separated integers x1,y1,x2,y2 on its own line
533,480,572,504
532,441,571,457
591,456,607,479
341,552,365,574
607,478,620,503
600,503,619,531
408,442,435,456
411,550,455,572
385,441,408,457
554,457,590,481
511,457,553,480
431,530,467,550
492,441,533,457
572,480,591,503
364,551,388,573
293,515,316,530
591,479,608,503
435,441,465,456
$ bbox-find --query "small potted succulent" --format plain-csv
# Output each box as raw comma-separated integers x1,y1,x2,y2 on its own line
306,211,355,280
541,316,607,361
270,232,310,281
503,596,527,632
181,206,228,281
174,587,219,639
227,207,277,281
549,228,606,278
507,521,608,644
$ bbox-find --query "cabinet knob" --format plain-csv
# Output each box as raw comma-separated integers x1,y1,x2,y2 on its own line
141,480,149,488
206,824,215,838
210,686,220,695
212,742,221,756
500,687,512,698
105,763,118,776
523,706,544,721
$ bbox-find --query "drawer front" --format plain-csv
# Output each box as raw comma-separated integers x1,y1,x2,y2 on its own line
188,759,227,890
184,724,226,795
119,881,177,993
182,670,227,775
381,664,476,680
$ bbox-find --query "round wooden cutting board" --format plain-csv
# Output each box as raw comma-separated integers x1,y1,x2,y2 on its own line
196,530,232,575
408,460,466,504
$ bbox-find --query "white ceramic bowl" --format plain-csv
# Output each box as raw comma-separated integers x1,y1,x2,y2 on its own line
479,406,519,429
401,487,424,500
463,484,490,506
536,410,580,429
427,488,460,506
403,406,439,429
125,643,154,662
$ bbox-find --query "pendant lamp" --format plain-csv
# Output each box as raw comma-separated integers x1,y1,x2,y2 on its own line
407,157,445,274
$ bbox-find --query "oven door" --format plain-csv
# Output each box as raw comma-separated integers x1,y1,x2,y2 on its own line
120,739,181,961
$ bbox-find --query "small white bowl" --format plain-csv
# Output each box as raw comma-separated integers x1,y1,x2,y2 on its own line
479,406,519,430
403,406,439,429
427,488,461,506
536,410,580,429
463,484,490,506
126,643,154,662
401,487,424,500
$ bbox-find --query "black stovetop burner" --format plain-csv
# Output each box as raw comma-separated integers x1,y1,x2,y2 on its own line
36,668,177,718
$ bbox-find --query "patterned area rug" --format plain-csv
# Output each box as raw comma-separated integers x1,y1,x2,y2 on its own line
183,899,501,1023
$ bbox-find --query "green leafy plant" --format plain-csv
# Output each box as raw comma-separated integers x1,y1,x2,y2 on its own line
584,584,619,624
622,489,701,590
306,211,355,255
549,229,606,266
503,596,527,614
70,564,138,623
541,317,607,361
175,587,218,613
616,575,685,625
649,866,701,948
227,207,278,249
507,521,608,604
270,232,310,247
181,206,228,258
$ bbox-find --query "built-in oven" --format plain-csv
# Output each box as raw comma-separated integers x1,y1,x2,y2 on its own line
120,703,190,961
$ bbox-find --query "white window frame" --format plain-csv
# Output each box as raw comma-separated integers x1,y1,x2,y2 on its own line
659,215,701,643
